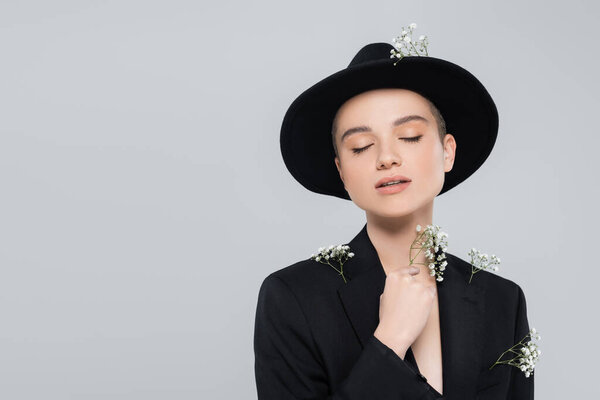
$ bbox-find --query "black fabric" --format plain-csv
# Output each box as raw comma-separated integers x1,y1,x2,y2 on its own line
405,346,420,374
254,223,534,399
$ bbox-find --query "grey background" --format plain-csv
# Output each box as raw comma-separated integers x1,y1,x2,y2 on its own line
0,0,597,398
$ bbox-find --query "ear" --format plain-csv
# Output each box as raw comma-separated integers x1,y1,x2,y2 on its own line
334,156,344,183
443,134,457,173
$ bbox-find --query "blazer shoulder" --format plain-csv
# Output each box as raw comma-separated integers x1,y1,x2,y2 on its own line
446,252,525,299
261,254,346,298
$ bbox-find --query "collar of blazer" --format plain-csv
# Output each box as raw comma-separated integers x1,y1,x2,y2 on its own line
337,223,486,396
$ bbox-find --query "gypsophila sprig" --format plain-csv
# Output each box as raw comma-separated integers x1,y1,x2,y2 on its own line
310,244,354,284
489,328,541,378
467,248,501,284
390,22,429,65
411,224,448,282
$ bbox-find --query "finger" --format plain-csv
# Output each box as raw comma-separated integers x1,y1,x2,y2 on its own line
408,266,420,275
428,285,437,297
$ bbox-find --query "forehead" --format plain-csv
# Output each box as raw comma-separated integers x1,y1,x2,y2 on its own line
337,88,430,119
335,88,433,136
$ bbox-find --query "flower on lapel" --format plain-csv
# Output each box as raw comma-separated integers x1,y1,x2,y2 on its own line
310,244,354,284
390,22,429,65
489,328,541,378
467,248,501,284
412,224,448,282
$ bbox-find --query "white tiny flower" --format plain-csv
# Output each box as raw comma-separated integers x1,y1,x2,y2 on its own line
311,243,355,283
409,22,417,29
491,327,540,377
403,36,411,43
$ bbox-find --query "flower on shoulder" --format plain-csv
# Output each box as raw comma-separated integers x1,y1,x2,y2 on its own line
310,244,354,283
467,248,501,284
489,328,541,378
390,22,429,65
412,224,448,282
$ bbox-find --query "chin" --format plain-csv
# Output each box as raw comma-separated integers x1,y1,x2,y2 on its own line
357,199,416,219
371,207,415,219
349,191,422,216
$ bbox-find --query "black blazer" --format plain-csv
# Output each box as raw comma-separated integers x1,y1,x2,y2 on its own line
254,223,534,399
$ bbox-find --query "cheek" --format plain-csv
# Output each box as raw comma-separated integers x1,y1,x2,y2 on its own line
344,163,367,184
341,160,372,191
412,146,445,181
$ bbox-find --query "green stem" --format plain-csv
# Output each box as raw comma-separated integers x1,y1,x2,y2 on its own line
322,258,348,284
489,333,532,370
409,231,431,264
409,41,421,55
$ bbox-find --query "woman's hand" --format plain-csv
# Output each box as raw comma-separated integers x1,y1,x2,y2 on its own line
373,265,437,359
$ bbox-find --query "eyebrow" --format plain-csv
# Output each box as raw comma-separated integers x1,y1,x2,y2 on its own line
340,114,429,143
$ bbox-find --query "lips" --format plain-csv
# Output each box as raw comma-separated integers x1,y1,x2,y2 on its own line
375,175,412,188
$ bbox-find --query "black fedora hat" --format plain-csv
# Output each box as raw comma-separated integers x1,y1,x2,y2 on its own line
280,38,499,201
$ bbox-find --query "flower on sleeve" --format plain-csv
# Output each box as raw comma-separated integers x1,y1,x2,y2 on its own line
489,328,541,378
310,244,354,283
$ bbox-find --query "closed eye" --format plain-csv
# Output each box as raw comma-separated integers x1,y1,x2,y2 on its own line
401,135,423,143
351,135,423,155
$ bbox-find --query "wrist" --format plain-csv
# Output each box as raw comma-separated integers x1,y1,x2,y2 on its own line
374,326,410,359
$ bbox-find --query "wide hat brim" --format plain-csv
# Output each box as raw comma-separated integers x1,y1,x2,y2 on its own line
280,42,499,200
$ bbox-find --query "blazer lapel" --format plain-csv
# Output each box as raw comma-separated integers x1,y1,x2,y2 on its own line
337,223,486,398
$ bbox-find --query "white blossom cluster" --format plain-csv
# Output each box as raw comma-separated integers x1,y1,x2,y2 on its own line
310,244,354,283
390,22,429,65
415,224,448,282
516,328,542,377
491,328,541,378
467,248,501,283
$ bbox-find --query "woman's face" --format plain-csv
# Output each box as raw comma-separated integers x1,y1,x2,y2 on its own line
334,88,456,219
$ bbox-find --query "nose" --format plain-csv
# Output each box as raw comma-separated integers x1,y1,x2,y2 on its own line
376,144,402,169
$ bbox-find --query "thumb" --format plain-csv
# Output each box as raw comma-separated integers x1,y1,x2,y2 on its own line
429,285,437,297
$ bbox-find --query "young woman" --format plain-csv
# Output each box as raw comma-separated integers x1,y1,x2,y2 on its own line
254,38,534,400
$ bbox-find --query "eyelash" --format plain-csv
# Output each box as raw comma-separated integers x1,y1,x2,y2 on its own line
351,135,423,154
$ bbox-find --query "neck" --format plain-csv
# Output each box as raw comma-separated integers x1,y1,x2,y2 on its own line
365,206,435,281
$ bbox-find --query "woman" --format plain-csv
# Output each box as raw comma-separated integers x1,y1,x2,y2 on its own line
254,33,534,400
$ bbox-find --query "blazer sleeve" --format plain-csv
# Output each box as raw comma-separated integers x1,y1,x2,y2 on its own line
507,284,535,399
254,274,439,399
